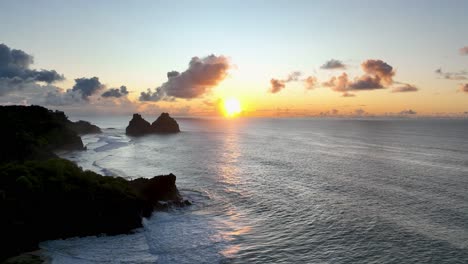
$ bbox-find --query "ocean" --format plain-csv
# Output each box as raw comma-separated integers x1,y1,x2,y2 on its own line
41,116,468,263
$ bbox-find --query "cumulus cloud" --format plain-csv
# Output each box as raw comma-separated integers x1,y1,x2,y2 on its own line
72,77,104,100
304,76,317,89
139,55,230,101
460,46,468,55
320,59,346,70
400,109,417,115
461,83,468,93
392,84,418,92
322,72,349,92
268,71,303,93
435,68,468,80
101,85,129,98
322,59,398,96
44,77,106,105
0,43,64,96
360,59,395,86
349,75,384,90
269,79,286,93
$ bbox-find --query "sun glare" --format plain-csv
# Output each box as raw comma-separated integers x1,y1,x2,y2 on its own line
223,98,242,117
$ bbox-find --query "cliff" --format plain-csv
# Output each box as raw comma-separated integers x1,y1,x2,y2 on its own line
0,105,102,163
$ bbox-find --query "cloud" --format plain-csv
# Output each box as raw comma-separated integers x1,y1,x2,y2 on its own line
460,46,468,55
268,71,303,93
322,72,349,92
101,85,129,98
461,83,468,93
72,77,104,100
354,108,367,116
44,77,106,105
342,92,355,97
392,84,418,92
320,59,346,70
348,75,384,90
304,76,317,89
435,68,468,80
322,59,397,96
0,43,64,96
139,55,230,101
269,79,286,93
400,109,417,115
360,59,394,86
286,71,302,82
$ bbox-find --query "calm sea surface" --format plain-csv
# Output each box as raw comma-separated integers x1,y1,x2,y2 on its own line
41,117,468,263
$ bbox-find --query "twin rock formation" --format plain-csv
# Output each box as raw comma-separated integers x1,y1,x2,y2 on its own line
126,113,180,136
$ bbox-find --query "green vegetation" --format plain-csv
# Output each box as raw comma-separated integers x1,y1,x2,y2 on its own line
0,105,84,163
0,159,152,260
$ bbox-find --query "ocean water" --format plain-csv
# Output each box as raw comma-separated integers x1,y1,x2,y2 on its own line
41,117,468,263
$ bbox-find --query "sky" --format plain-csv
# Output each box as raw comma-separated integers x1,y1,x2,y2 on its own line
0,0,467,117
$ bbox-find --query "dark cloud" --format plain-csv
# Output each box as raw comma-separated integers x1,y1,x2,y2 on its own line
392,84,418,92
435,68,468,80
320,59,346,70
269,79,286,93
139,55,230,102
304,76,317,89
0,43,64,96
460,46,468,55
101,85,129,98
400,109,417,115
44,77,105,105
348,75,384,90
461,84,468,93
72,77,104,100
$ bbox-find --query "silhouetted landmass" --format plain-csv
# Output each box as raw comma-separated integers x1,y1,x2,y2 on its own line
0,105,189,261
0,159,189,260
69,120,102,135
150,113,180,133
126,112,180,136
0,105,102,163
125,113,151,136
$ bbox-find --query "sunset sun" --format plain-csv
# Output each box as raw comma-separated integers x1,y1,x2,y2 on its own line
223,98,242,117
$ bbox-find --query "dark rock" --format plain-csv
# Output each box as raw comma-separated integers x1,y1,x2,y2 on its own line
125,113,180,136
150,113,180,133
125,114,151,136
69,120,101,135
130,173,182,204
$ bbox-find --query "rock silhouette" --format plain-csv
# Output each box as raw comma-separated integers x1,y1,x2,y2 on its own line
126,113,180,136
125,113,151,136
151,113,180,133
69,120,102,135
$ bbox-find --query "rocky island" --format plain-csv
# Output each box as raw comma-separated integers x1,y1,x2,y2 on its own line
0,105,189,262
126,112,180,136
